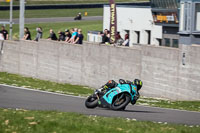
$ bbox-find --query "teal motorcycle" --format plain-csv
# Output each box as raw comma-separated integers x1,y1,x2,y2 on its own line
85,81,141,110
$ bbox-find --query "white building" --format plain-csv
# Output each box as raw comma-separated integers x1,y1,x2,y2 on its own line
103,5,163,47
87,1,180,47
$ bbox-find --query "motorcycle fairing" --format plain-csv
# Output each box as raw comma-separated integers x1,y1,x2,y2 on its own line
102,84,137,104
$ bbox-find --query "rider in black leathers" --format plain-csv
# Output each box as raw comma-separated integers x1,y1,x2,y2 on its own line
97,79,143,105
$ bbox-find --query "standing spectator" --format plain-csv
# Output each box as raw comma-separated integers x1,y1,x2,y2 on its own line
122,34,129,46
0,32,4,54
116,32,124,46
106,30,110,40
65,29,72,42
23,27,31,40
0,26,8,40
34,27,42,41
100,29,110,44
74,29,84,44
48,29,57,41
68,28,78,43
0,32,4,40
58,31,66,41
116,32,121,40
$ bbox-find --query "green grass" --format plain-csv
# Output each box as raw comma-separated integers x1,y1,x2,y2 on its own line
0,108,199,133
137,97,200,112
0,0,149,6
4,20,103,40
0,72,200,112
0,8,103,19
0,72,93,96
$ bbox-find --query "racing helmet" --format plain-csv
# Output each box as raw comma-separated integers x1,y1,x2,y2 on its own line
133,79,143,91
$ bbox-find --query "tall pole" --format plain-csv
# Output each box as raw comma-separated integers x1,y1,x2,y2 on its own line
9,0,13,40
19,0,25,40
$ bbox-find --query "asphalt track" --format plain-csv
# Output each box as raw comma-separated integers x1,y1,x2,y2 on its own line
0,16,103,24
0,84,200,126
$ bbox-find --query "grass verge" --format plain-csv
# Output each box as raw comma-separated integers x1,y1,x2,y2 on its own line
0,72,200,112
0,108,199,133
0,72,93,96
137,97,200,112
5,20,103,40
0,0,148,6
0,8,103,19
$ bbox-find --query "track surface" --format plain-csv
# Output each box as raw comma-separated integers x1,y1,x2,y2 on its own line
0,85,200,125
0,16,103,24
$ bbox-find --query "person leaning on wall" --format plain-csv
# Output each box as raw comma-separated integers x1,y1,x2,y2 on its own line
48,29,57,41
65,29,72,42
34,27,43,42
23,27,32,40
0,32,4,54
0,26,8,40
73,29,84,45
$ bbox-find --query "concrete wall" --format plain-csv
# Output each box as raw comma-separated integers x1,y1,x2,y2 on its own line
103,5,163,46
0,40,200,100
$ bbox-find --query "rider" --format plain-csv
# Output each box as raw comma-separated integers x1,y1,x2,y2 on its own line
74,13,82,20
98,79,143,105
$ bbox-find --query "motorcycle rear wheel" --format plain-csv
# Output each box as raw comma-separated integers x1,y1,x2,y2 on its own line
85,95,98,109
111,94,131,110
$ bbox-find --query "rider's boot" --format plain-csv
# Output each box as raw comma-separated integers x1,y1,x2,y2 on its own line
131,92,140,105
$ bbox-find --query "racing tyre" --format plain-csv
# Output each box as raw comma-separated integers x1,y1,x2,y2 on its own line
85,95,98,109
111,94,131,111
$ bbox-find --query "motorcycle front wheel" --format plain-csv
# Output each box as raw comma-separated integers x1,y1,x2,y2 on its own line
111,94,131,110
85,94,98,109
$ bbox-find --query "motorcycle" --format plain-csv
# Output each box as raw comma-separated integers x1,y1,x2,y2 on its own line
85,83,140,110
74,14,82,20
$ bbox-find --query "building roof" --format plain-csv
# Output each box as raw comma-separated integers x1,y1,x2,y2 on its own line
150,0,180,9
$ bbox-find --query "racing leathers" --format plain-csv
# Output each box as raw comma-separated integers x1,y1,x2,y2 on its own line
98,79,141,105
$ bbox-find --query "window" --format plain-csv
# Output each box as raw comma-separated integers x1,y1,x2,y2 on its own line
164,38,170,47
146,30,151,45
157,39,162,46
135,31,140,44
172,39,179,48
195,3,200,31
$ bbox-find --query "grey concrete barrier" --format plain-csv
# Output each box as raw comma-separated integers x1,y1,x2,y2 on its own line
0,39,199,100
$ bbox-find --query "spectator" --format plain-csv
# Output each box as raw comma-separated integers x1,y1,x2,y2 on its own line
0,32,4,40
58,31,66,41
65,29,72,42
116,32,124,46
48,29,57,41
100,29,110,44
74,29,84,44
34,27,42,41
106,30,110,39
68,28,78,43
0,32,4,54
0,26,8,40
23,27,31,40
116,32,121,40
122,34,129,46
